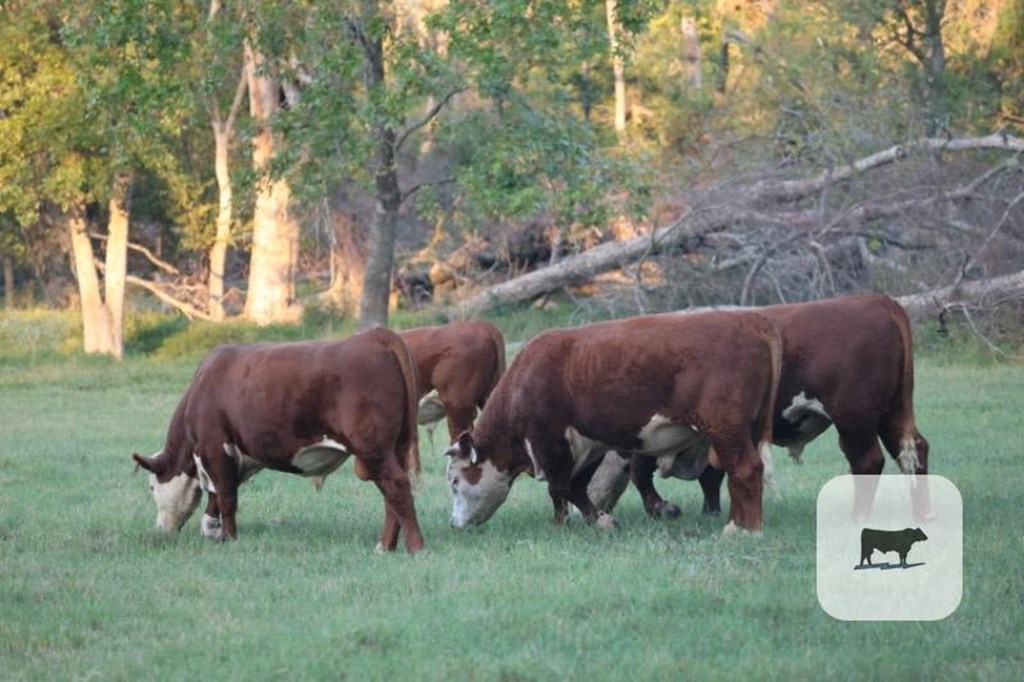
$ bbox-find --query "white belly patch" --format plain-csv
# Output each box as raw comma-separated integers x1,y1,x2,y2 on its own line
780,391,832,451
636,414,711,480
201,439,349,490
782,391,830,423
417,389,447,427
564,428,611,477
291,437,351,477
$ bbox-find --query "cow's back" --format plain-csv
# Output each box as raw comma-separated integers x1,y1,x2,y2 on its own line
183,336,411,462
400,321,505,402
496,312,778,447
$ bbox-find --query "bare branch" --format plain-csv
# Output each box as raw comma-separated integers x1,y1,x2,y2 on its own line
401,177,455,204
124,275,216,321
89,233,180,275
224,62,249,132
395,88,467,153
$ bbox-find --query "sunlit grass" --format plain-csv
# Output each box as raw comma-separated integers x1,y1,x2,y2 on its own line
0,355,1022,679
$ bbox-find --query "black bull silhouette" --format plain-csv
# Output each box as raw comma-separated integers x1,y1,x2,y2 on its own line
859,527,928,568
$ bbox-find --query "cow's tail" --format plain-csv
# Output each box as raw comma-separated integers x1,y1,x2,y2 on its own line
754,314,783,489
380,328,422,488
482,321,507,399
887,297,927,478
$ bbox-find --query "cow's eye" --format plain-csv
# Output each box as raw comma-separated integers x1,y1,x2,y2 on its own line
451,477,459,490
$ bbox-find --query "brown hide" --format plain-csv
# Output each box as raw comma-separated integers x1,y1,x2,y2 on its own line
399,320,506,441
632,294,930,520
467,311,781,531
135,327,424,552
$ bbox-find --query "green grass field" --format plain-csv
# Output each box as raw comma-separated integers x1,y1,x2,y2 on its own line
1,351,1022,680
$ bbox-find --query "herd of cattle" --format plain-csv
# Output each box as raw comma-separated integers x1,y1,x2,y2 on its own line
132,293,930,553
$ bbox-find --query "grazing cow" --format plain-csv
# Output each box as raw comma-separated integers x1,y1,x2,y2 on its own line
591,294,931,520
309,321,506,491
132,328,425,553
860,527,928,567
445,311,782,533
401,320,506,441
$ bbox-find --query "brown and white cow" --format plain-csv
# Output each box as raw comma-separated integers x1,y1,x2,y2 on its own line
592,294,931,521
444,311,782,533
132,328,425,553
401,320,506,441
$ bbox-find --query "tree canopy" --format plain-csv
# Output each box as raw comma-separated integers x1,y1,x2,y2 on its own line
0,0,1021,342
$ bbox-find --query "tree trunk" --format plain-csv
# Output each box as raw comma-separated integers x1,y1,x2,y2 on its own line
67,203,115,356
319,211,366,314
3,254,13,309
243,41,300,325
606,0,627,134
104,171,132,360
922,0,947,134
209,123,233,321
206,0,248,321
358,5,402,330
681,15,702,90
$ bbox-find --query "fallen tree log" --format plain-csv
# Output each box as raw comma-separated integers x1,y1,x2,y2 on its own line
895,269,1024,319
447,135,1024,318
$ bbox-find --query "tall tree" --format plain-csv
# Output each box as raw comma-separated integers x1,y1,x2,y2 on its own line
203,0,248,321
0,2,119,353
243,37,301,325
606,0,628,134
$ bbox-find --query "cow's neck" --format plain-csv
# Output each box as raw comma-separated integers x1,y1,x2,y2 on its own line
473,395,528,474
157,402,195,480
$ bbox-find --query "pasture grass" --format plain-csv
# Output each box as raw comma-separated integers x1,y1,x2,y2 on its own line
1,354,1022,680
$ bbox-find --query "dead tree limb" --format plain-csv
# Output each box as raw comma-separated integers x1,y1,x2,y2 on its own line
448,135,1024,317
124,275,216,321
895,269,1024,318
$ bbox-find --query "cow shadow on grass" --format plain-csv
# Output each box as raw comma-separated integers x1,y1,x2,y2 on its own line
853,562,925,571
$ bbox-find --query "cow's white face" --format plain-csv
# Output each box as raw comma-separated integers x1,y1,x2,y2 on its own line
446,452,515,528
148,472,202,532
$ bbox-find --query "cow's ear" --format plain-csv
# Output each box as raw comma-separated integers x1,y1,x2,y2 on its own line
444,431,477,463
133,453,167,476
132,453,155,473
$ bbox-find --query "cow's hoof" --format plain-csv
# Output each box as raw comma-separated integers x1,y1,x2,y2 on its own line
654,501,682,519
722,521,762,537
595,512,619,531
201,514,224,541
374,542,393,554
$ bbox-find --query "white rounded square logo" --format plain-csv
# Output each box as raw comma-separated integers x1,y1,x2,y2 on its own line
816,475,962,621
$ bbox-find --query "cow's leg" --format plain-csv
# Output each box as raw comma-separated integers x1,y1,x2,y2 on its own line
567,457,617,530
198,446,240,540
836,421,885,522
880,419,933,521
214,489,238,540
538,434,577,526
444,405,477,445
361,456,424,554
372,483,401,552
717,439,764,532
201,493,223,540
629,455,682,519
698,465,725,514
